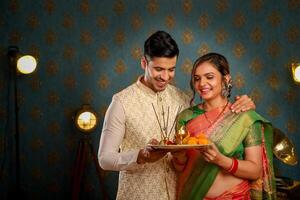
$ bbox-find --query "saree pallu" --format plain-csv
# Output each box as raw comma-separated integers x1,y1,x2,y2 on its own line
177,110,276,200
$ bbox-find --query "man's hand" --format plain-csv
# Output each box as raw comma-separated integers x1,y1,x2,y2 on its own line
137,147,168,164
230,95,256,113
137,138,168,164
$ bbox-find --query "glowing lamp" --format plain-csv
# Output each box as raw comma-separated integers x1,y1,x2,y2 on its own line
7,45,38,196
74,105,98,133
17,55,37,74
71,105,107,199
292,63,300,84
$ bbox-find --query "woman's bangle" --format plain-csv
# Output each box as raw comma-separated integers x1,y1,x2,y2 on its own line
226,158,238,174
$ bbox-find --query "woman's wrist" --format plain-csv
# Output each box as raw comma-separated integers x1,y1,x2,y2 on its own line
225,157,239,174
215,154,229,167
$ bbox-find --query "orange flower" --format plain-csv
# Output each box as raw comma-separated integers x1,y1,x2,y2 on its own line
187,137,198,144
177,131,211,145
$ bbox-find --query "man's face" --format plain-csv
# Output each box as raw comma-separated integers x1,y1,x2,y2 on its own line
141,56,177,92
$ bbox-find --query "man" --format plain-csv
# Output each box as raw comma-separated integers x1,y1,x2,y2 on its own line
98,31,254,200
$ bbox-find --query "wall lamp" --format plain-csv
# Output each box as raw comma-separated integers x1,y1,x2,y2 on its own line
292,63,300,84
7,45,38,196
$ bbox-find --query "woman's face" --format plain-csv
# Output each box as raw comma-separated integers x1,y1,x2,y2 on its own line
193,61,224,101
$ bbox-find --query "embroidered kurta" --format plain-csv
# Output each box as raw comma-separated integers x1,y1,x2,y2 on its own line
98,77,190,200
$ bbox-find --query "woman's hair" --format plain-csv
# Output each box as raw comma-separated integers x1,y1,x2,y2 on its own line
189,52,231,105
144,30,179,60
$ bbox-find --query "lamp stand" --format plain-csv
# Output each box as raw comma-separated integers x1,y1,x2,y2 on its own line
71,135,108,200
13,60,21,197
7,46,23,198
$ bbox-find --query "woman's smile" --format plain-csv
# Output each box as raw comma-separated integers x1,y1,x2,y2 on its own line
199,87,212,96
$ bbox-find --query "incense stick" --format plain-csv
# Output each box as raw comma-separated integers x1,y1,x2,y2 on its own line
167,105,182,139
162,105,166,134
166,106,169,136
151,103,165,139
152,104,183,144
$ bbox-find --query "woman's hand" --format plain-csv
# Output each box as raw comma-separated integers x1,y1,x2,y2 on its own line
201,143,223,164
230,95,256,113
201,143,232,170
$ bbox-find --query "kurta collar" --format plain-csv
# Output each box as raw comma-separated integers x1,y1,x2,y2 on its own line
136,76,168,98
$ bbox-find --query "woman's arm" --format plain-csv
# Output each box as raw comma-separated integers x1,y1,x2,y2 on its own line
233,145,262,179
202,122,263,180
203,144,262,180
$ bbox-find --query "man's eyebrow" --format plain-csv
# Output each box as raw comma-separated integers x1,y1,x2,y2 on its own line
153,66,176,69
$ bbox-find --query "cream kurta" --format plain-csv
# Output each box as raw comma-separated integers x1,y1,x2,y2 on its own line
98,77,190,200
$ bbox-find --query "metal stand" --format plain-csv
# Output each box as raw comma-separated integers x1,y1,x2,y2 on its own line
7,46,24,199
71,135,108,200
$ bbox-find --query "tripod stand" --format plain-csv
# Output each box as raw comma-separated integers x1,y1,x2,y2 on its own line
71,135,108,200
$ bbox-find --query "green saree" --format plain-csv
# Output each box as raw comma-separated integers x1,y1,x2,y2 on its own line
176,106,276,200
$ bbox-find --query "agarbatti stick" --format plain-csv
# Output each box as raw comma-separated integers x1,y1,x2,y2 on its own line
162,105,166,134
166,106,169,136
167,105,182,139
151,103,165,139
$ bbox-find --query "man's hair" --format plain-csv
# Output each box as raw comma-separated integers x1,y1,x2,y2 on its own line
144,30,179,60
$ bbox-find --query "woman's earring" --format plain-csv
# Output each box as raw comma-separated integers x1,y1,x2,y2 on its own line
221,83,229,97
222,79,232,98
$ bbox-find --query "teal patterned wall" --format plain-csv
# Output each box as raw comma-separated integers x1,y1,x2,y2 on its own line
1,0,300,199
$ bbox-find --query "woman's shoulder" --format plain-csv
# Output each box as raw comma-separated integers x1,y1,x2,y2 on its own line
181,104,203,113
178,105,203,119
238,110,270,124
178,106,194,118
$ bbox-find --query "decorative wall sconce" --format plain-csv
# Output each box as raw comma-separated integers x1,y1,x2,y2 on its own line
72,105,107,200
291,63,300,84
7,45,38,196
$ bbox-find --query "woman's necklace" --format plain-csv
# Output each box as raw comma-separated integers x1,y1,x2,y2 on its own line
203,101,229,128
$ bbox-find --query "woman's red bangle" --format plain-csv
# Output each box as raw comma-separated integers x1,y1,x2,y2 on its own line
226,158,238,174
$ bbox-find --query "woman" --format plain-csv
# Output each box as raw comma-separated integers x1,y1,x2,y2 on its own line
172,53,276,199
